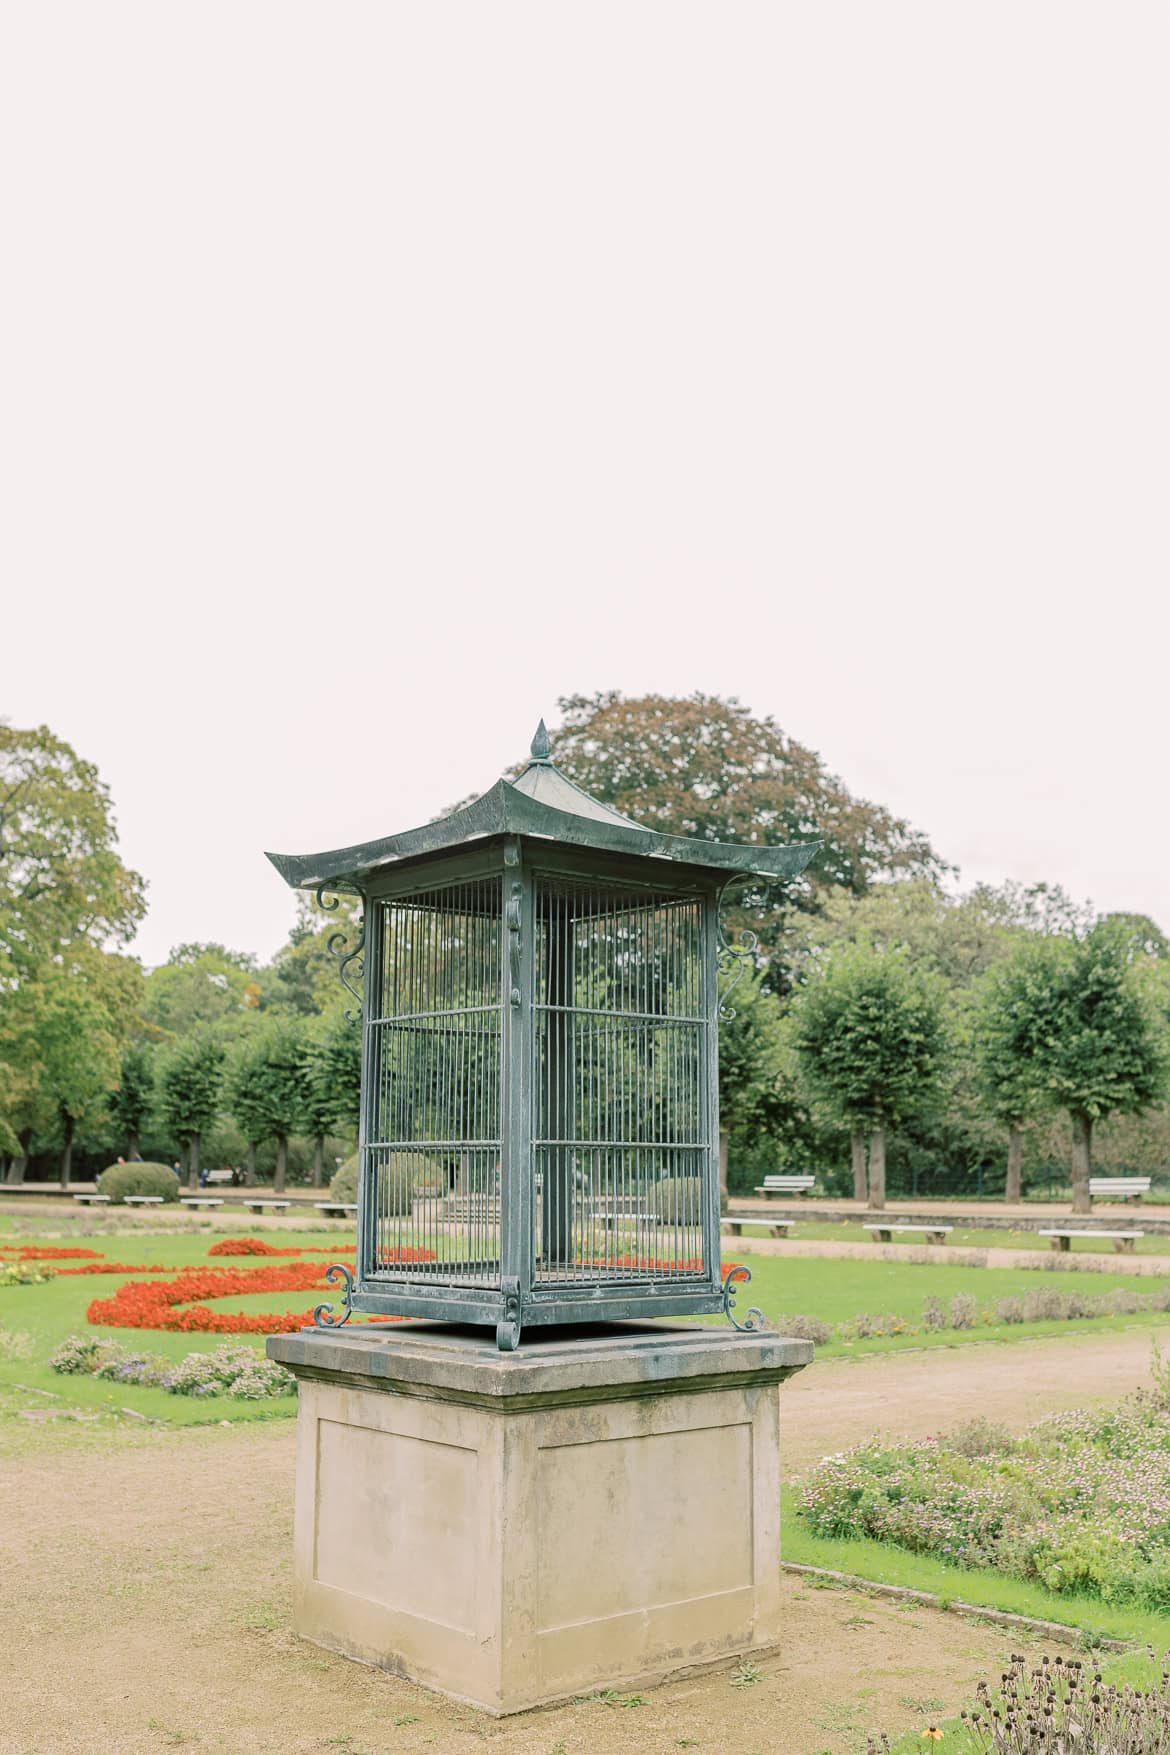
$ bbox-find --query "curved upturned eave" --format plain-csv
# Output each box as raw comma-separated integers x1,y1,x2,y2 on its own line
266,777,821,891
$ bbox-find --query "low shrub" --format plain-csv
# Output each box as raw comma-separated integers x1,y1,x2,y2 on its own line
780,1313,833,1346
948,1292,979,1331
800,1375,1170,1612
49,1334,295,1399
0,1261,54,1286
0,1327,34,1361
330,1151,440,1213
95,1162,181,1205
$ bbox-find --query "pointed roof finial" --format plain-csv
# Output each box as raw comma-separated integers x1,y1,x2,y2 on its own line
530,718,551,761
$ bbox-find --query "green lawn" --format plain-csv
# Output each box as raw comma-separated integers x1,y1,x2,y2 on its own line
0,1225,354,1424
5,1222,1170,1421
716,1247,1170,1356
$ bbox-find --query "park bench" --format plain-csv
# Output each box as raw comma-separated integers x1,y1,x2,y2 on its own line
72,1193,110,1205
722,1218,792,1240
1088,1177,1151,1204
863,1223,953,1245
181,1197,224,1208
314,1202,358,1219
1039,1229,1144,1254
244,1198,291,1214
754,1175,816,1199
205,1168,238,1186
124,1195,165,1206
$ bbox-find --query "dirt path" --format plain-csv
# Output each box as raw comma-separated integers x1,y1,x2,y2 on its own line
4,1325,1159,1755
782,1324,1164,1475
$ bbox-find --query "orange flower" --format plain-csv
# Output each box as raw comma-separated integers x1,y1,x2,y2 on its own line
921,1730,945,1742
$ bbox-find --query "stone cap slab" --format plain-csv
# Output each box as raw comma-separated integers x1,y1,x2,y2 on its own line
268,1321,813,1410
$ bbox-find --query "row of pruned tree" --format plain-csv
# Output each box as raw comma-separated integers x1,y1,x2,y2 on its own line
787,916,1168,1212
109,1013,361,1189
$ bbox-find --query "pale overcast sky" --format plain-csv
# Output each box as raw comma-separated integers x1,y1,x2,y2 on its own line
3,4,1167,969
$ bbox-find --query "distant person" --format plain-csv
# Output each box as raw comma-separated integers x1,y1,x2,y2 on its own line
171,1162,182,1181
199,1165,210,1187
129,1150,143,1162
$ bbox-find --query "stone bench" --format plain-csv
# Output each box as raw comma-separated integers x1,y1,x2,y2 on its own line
124,1195,165,1206
723,1218,792,1240
1088,1177,1151,1204
73,1193,110,1205
205,1169,238,1186
314,1202,358,1219
181,1197,225,1208
1039,1229,1144,1254
863,1223,953,1245
245,1199,291,1214
754,1175,816,1199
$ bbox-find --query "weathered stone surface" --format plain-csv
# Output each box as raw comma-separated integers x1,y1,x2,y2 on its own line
269,1322,811,1713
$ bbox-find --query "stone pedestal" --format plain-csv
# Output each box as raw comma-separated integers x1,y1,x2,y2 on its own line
267,1321,812,1715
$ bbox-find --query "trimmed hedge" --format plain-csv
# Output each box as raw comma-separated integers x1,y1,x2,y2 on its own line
329,1151,445,1215
95,1162,181,1205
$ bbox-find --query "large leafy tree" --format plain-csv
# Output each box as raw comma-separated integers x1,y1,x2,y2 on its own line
158,1030,225,1187
544,694,945,971
977,922,1170,1212
790,941,948,1208
0,725,145,1166
226,1019,307,1192
144,943,260,1038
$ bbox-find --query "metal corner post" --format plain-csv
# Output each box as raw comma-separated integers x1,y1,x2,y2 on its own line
498,839,533,1344
356,898,382,1289
702,889,723,1290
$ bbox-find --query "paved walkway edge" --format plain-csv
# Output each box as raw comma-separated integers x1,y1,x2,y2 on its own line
782,1563,1132,1651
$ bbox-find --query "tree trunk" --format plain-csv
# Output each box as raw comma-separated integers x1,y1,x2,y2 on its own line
245,1142,257,1187
868,1126,887,1210
60,1114,75,1188
187,1133,201,1190
127,1127,140,1159
274,1135,288,1194
719,1127,730,1201
8,1129,33,1184
851,1131,867,1203
1071,1111,1093,1214
1005,1122,1024,1203
311,1135,324,1189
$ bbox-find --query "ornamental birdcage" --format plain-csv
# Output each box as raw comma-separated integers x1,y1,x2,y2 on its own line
266,722,818,1348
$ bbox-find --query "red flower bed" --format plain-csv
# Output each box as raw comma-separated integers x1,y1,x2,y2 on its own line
0,1246,103,1261
86,1262,357,1334
577,1257,744,1275
58,1261,183,1275
209,1236,436,1263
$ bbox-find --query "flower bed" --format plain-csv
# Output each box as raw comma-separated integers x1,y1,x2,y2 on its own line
799,1376,1170,1612
0,1261,55,1287
0,1245,103,1261
49,1334,295,1399
85,1262,354,1333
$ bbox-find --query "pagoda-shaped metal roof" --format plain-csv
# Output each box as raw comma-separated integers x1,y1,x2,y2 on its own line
266,719,820,892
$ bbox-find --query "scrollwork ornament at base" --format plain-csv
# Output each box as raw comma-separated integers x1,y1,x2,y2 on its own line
496,1276,523,1351
312,1263,355,1329
722,1264,765,1333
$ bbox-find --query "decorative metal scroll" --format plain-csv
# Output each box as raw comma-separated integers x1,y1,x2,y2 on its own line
315,886,365,1024
496,1276,523,1351
506,882,522,1007
716,878,758,1020
312,1263,355,1328
722,1264,764,1333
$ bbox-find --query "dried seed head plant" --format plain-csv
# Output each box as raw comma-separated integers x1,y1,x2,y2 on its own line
960,1651,1170,1754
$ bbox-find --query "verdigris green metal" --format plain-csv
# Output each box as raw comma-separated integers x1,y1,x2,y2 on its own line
266,722,820,1349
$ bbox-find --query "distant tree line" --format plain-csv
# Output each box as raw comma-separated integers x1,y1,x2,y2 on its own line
4,699,1169,1207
